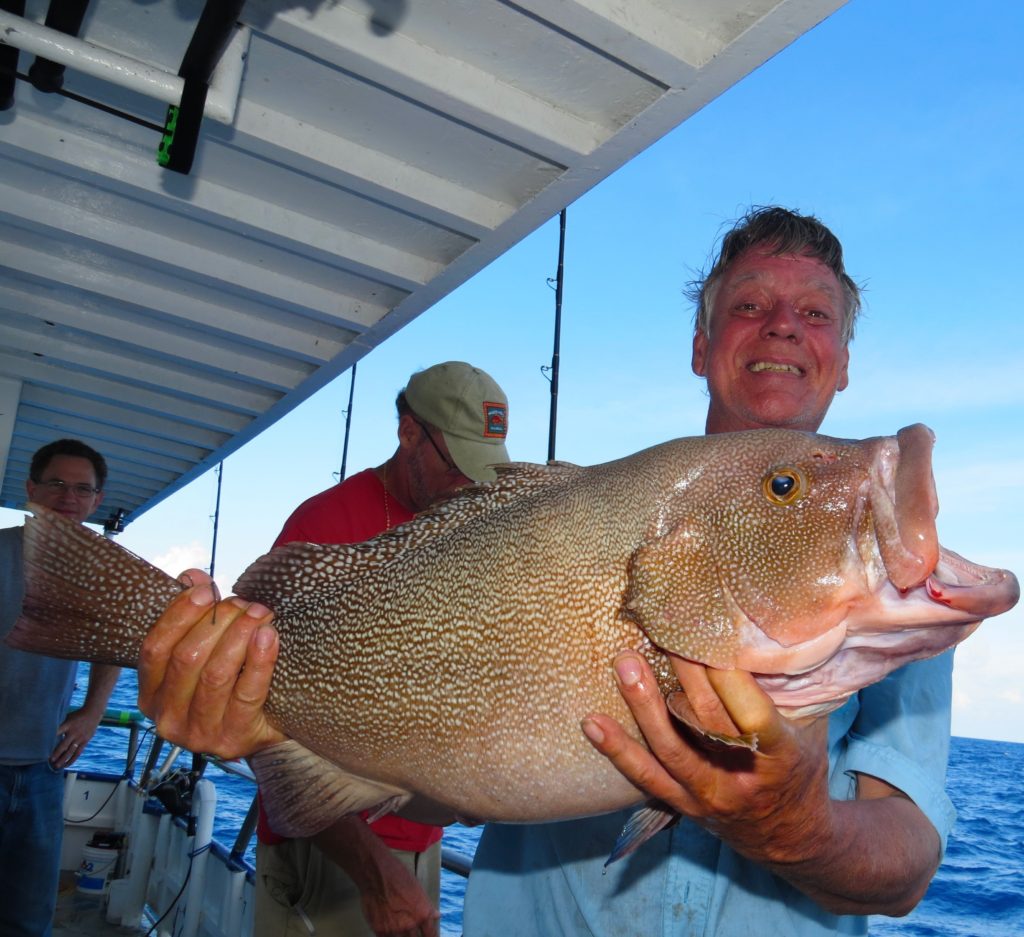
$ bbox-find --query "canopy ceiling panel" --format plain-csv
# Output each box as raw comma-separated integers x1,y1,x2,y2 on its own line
0,0,845,526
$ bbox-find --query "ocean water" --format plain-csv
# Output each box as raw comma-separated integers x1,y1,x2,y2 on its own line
75,671,1024,935
869,734,1024,937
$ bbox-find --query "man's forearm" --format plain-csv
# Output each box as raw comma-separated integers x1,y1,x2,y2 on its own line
313,815,394,885
765,791,940,916
80,664,121,717
311,816,440,937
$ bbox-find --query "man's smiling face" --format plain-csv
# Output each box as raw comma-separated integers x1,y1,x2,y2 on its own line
692,248,850,434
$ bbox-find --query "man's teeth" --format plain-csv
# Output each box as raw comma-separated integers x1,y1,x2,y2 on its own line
749,362,801,374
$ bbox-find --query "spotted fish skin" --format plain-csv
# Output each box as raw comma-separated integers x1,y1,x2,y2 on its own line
8,427,1019,835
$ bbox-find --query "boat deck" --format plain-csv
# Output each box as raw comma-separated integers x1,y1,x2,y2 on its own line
53,873,144,937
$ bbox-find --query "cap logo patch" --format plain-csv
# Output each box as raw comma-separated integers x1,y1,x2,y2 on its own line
483,402,507,439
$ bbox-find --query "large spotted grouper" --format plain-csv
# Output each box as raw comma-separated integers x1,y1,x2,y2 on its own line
7,424,1018,851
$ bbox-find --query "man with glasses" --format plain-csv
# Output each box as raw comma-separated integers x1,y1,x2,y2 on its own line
244,361,508,937
1,438,121,937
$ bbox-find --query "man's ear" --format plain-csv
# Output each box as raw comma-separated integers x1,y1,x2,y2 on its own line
837,345,850,392
692,329,708,377
396,413,420,450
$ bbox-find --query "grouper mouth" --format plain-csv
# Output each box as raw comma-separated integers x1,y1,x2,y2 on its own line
730,424,1019,717
742,545,1020,719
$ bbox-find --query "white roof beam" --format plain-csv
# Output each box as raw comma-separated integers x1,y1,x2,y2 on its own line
20,385,228,451
0,351,250,434
246,0,604,163
0,324,280,416
0,284,316,393
1,238,352,363
0,176,412,325
226,99,510,237
16,403,214,465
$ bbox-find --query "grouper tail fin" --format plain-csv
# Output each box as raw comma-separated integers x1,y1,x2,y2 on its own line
6,503,183,667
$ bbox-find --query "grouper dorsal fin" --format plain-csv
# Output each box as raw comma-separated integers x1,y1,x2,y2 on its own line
250,739,411,839
391,459,585,553
234,461,584,613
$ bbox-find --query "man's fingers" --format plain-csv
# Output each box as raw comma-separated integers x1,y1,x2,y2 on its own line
705,668,787,748
612,652,704,754
231,623,279,707
201,621,282,755
135,567,284,758
418,910,441,937
139,593,266,744
183,604,274,710
670,657,741,736
582,711,696,812
138,577,221,705
581,651,707,809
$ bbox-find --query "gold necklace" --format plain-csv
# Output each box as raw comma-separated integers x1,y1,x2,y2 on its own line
381,463,392,529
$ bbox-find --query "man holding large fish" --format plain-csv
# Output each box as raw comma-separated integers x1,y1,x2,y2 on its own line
466,208,972,935
13,207,1018,936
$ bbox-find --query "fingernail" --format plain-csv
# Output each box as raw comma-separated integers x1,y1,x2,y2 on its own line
614,654,643,688
581,718,604,744
190,584,215,605
229,598,271,619
254,624,276,650
178,571,194,588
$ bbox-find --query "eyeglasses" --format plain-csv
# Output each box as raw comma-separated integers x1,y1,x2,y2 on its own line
411,417,459,474
36,478,100,498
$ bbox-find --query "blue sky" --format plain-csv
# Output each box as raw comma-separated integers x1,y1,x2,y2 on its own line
4,1,1022,741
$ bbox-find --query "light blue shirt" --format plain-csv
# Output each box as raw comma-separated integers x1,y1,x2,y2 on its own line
0,526,79,765
463,653,955,936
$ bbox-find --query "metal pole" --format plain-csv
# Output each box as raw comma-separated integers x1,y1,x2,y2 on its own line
339,363,357,481
547,209,566,462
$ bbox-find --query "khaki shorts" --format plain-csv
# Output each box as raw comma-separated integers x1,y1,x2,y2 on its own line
254,836,441,936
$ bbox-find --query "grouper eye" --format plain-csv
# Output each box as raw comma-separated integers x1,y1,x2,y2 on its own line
763,468,806,505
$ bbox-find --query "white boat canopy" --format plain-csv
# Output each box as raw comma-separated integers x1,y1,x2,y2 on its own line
0,0,845,527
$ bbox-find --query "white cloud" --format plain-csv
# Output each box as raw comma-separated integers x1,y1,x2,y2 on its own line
148,541,236,598
151,541,210,579
951,611,1024,743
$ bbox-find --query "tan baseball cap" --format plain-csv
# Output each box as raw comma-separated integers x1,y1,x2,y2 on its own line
404,361,509,482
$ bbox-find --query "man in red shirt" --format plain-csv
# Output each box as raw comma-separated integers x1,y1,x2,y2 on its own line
252,361,508,937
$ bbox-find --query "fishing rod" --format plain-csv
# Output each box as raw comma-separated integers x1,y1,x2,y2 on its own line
339,362,357,481
547,208,566,462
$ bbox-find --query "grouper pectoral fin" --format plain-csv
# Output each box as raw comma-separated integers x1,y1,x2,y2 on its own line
665,690,759,752
249,740,411,839
606,803,678,866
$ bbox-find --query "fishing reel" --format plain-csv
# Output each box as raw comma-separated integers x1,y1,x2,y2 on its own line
150,768,197,819
145,748,209,835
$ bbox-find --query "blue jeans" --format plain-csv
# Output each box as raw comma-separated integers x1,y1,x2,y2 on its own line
0,761,64,937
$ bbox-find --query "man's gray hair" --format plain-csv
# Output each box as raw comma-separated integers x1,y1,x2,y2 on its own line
689,206,862,345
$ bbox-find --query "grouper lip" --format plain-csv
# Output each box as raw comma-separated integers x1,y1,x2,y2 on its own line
735,553,1018,715
732,556,1018,679
843,548,1021,633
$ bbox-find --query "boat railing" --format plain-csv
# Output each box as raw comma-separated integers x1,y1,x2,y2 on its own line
91,707,474,880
